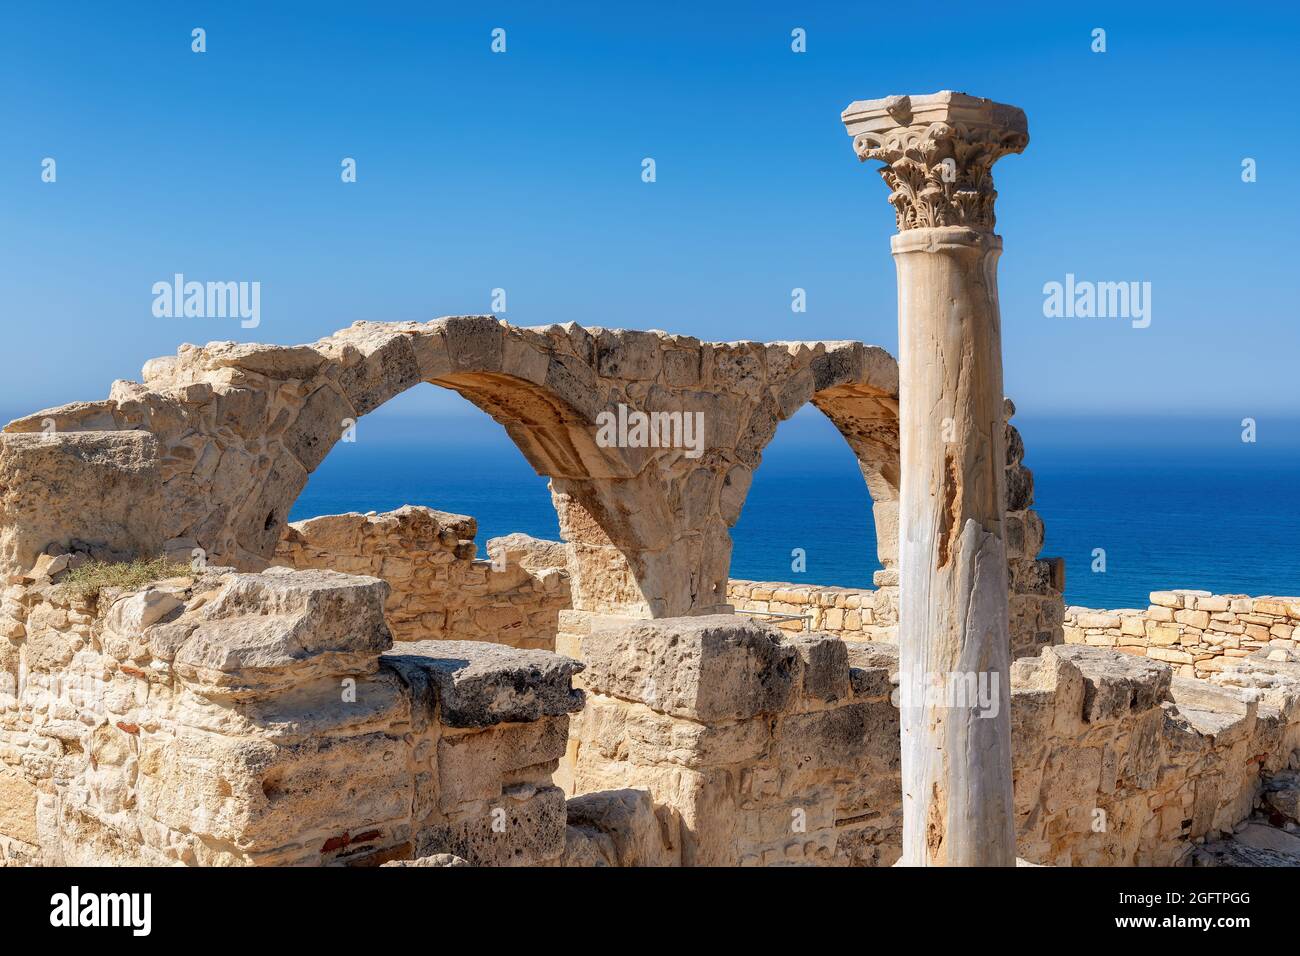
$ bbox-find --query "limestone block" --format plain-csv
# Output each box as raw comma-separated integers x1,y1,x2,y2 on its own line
1077,612,1121,629
1005,464,1034,511
440,315,506,374
281,385,354,471
1169,677,1257,718
1253,598,1292,617
1146,622,1180,646
563,788,676,866
486,532,568,573
1146,646,1195,666
771,703,884,773
0,768,38,845
1120,616,1146,637
171,567,392,695
0,432,164,575
436,716,569,810
135,726,413,864
333,331,422,416
785,632,852,705
627,707,769,769
1038,745,1103,815
1169,706,1253,748
107,588,184,635
1050,644,1171,722
23,601,88,671
382,640,584,728
414,783,566,866
580,615,798,721
233,452,309,557
1175,609,1211,629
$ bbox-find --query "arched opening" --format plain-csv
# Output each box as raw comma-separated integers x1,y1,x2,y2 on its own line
274,383,569,650
147,317,705,623
726,377,901,638
5,317,910,635
729,405,880,586
286,385,560,545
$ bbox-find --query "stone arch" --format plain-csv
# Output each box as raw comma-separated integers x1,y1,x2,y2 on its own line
805,358,902,586
2,314,1061,666
1,319,1066,645
723,341,903,631
0,318,898,622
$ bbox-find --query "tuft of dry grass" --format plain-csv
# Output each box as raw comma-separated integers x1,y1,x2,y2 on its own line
58,557,191,601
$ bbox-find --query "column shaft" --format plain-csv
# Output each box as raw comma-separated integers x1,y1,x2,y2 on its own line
893,226,1014,866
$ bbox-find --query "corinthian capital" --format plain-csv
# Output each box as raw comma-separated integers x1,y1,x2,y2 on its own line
841,91,1028,233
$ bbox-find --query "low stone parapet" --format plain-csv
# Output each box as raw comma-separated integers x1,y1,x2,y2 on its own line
728,564,1062,660
273,506,570,650
725,579,893,641
1064,590,1300,679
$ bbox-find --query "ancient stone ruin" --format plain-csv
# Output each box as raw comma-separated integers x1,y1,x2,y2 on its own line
1,313,1295,867
2,92,1297,867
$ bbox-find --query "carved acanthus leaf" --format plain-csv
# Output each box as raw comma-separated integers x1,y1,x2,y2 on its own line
852,121,1028,232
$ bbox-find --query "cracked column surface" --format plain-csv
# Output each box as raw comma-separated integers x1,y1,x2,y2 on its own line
843,91,1028,866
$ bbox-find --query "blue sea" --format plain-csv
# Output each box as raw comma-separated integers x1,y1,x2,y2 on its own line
290,406,1300,610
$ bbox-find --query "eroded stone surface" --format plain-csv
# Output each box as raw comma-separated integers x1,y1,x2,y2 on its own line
0,564,581,866
383,640,584,728
580,614,799,722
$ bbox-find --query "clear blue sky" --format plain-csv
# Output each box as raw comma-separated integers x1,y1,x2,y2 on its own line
2,1,1297,422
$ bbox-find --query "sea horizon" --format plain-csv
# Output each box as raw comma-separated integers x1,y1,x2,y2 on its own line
241,404,1300,612
5,398,1290,610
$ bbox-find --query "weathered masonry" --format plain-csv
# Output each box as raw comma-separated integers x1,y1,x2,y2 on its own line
2,311,1293,868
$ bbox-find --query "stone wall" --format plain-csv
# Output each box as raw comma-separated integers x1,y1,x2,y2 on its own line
1012,644,1300,865
725,580,891,640
4,552,1296,867
1064,591,1300,679
0,560,583,866
273,506,569,650
564,615,902,866
556,614,1300,867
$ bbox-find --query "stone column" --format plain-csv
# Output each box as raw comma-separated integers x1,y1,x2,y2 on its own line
842,92,1028,866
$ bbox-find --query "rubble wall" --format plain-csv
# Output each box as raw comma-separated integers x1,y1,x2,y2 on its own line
1065,590,1300,678
0,562,583,866
559,615,1300,867
273,506,569,650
